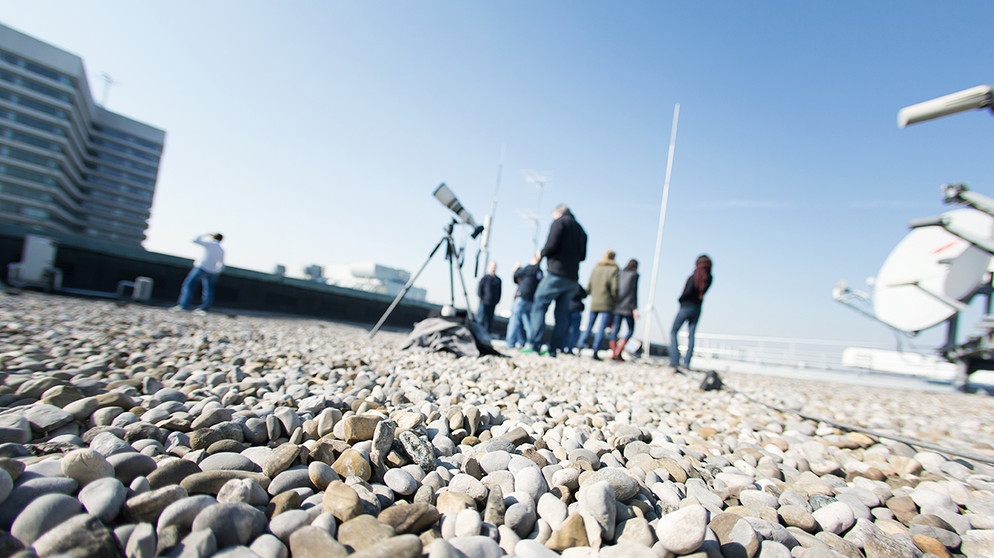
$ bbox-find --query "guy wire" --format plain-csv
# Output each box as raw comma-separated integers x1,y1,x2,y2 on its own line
694,370,994,467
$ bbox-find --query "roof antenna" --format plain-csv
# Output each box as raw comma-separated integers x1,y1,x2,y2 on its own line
99,73,116,107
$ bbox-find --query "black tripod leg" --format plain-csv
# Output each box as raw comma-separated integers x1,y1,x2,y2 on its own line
369,236,446,338
454,245,476,322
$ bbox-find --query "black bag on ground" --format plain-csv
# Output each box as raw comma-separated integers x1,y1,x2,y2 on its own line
402,316,502,357
700,370,723,391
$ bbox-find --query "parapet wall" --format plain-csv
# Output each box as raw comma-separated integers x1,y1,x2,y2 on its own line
0,224,472,334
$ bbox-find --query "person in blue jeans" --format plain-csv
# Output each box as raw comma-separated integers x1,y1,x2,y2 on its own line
576,249,619,360
522,204,587,357
505,253,543,348
670,254,713,369
176,233,225,313
563,283,587,354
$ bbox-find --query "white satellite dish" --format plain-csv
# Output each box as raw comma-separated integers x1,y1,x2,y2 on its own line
873,208,994,332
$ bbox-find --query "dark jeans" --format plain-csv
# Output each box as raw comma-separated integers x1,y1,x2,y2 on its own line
478,303,497,333
612,314,635,341
563,310,583,351
670,304,702,367
505,297,533,348
527,273,578,355
576,311,612,354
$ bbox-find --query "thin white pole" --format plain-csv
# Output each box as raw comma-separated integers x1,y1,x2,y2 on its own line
643,103,680,358
480,144,505,271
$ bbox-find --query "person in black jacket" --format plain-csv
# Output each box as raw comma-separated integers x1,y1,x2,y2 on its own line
670,254,713,369
522,204,588,356
505,253,543,348
476,260,502,334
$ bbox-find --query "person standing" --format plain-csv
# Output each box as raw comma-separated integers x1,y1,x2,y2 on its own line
576,249,619,360
504,253,543,348
176,233,225,314
670,254,713,369
476,260,502,334
563,283,587,355
611,259,640,361
522,204,587,357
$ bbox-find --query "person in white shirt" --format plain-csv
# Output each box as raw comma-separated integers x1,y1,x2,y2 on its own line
175,233,225,313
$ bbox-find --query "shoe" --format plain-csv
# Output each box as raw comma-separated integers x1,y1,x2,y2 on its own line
539,348,550,356
612,339,627,360
519,347,538,354
170,305,185,312
193,309,207,316
592,352,601,361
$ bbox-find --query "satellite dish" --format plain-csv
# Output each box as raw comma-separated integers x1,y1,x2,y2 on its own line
873,208,994,332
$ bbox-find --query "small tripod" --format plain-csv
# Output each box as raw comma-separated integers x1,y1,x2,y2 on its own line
369,220,475,337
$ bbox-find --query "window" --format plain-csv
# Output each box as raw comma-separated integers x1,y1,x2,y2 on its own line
0,126,62,152
10,112,65,136
0,181,54,202
2,145,58,168
15,94,68,119
0,163,57,186
0,199,51,219
94,124,162,151
21,205,48,219
0,51,73,87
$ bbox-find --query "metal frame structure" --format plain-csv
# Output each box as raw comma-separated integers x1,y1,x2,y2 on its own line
836,85,994,391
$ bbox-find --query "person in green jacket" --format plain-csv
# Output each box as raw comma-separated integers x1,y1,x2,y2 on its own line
576,249,619,360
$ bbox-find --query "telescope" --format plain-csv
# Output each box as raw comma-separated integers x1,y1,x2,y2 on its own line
433,183,484,238
371,183,482,337
897,85,993,128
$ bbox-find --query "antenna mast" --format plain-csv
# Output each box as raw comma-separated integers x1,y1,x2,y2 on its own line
99,73,116,107
643,103,680,358
523,171,551,253
479,145,505,274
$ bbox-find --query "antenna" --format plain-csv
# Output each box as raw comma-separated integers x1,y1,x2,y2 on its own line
642,104,680,357
99,73,117,107
478,145,505,276
517,208,541,253
872,209,993,333
522,170,552,252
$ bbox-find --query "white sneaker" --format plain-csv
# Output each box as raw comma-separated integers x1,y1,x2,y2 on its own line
170,305,185,312
193,309,207,316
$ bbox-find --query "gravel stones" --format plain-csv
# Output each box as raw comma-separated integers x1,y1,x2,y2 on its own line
3,293,994,557
60,448,114,486
191,502,268,548
11,492,81,546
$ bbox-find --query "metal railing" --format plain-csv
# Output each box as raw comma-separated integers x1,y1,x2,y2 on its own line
673,332,891,371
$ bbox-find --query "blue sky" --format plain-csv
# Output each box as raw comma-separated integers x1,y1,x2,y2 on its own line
4,1,994,345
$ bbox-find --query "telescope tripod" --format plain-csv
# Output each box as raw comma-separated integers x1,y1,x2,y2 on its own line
369,221,475,337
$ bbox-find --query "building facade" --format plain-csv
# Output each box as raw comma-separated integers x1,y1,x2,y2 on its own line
0,22,164,246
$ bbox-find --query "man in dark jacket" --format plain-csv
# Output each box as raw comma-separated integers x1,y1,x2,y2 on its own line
476,261,502,334
505,253,543,348
522,204,587,356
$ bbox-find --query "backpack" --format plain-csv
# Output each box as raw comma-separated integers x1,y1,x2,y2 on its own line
700,370,723,391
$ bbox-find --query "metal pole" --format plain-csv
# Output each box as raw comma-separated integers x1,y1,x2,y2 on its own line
480,144,505,273
643,104,680,358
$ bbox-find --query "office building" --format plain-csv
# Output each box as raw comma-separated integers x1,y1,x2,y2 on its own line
0,22,164,246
